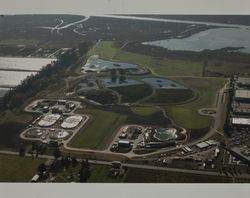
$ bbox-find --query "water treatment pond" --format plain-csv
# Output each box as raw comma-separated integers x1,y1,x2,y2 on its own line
0,57,55,95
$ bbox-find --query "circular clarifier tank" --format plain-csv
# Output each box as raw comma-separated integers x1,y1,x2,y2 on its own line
50,130,69,139
153,128,177,141
61,115,83,129
26,128,47,138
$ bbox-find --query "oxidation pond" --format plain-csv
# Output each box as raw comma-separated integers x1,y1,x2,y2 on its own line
0,70,36,87
143,27,250,53
0,57,55,97
0,57,55,71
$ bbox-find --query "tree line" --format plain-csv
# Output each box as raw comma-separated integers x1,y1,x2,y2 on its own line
0,42,92,111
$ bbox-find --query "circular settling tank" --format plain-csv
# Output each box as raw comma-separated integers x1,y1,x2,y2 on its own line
50,130,69,140
26,128,47,138
61,115,83,129
153,128,177,141
38,114,61,127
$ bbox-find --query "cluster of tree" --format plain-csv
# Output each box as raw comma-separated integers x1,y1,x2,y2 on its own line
36,157,91,182
37,163,47,175
83,89,118,105
79,160,91,182
78,41,93,55
19,143,25,157
31,142,47,158
60,156,78,170
110,69,126,84
0,49,78,110
224,77,234,137
53,146,62,159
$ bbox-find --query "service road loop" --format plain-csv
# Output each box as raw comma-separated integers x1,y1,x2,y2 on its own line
61,82,228,160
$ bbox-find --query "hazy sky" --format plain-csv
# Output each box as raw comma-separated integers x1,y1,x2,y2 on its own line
0,0,250,15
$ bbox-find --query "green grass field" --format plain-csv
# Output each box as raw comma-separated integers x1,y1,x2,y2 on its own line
0,154,45,182
0,110,34,125
86,41,228,129
0,110,35,150
166,107,211,129
70,109,127,149
111,84,153,103
88,41,203,77
88,41,122,59
55,164,123,183
145,89,194,104
131,106,160,116
124,168,230,183
165,77,227,129
115,51,203,77
207,60,250,76
88,165,123,182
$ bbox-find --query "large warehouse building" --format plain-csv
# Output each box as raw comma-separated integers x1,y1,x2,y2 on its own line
232,117,250,126
235,90,250,102
238,77,250,88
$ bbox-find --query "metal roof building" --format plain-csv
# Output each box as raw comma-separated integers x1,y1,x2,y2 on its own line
232,117,250,126
235,90,250,102
238,77,250,86
196,142,210,149
233,102,250,115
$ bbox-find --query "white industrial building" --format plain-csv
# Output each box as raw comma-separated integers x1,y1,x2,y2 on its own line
238,77,250,87
235,90,250,102
196,142,210,149
232,117,250,126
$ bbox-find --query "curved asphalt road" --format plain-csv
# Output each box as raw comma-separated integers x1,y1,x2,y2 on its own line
61,81,229,159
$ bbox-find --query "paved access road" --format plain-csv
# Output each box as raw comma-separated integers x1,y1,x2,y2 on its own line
61,82,229,159
1,150,249,181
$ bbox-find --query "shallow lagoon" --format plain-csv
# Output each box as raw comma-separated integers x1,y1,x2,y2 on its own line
0,57,54,96
0,57,55,71
0,57,54,87
143,27,250,53
0,70,36,87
